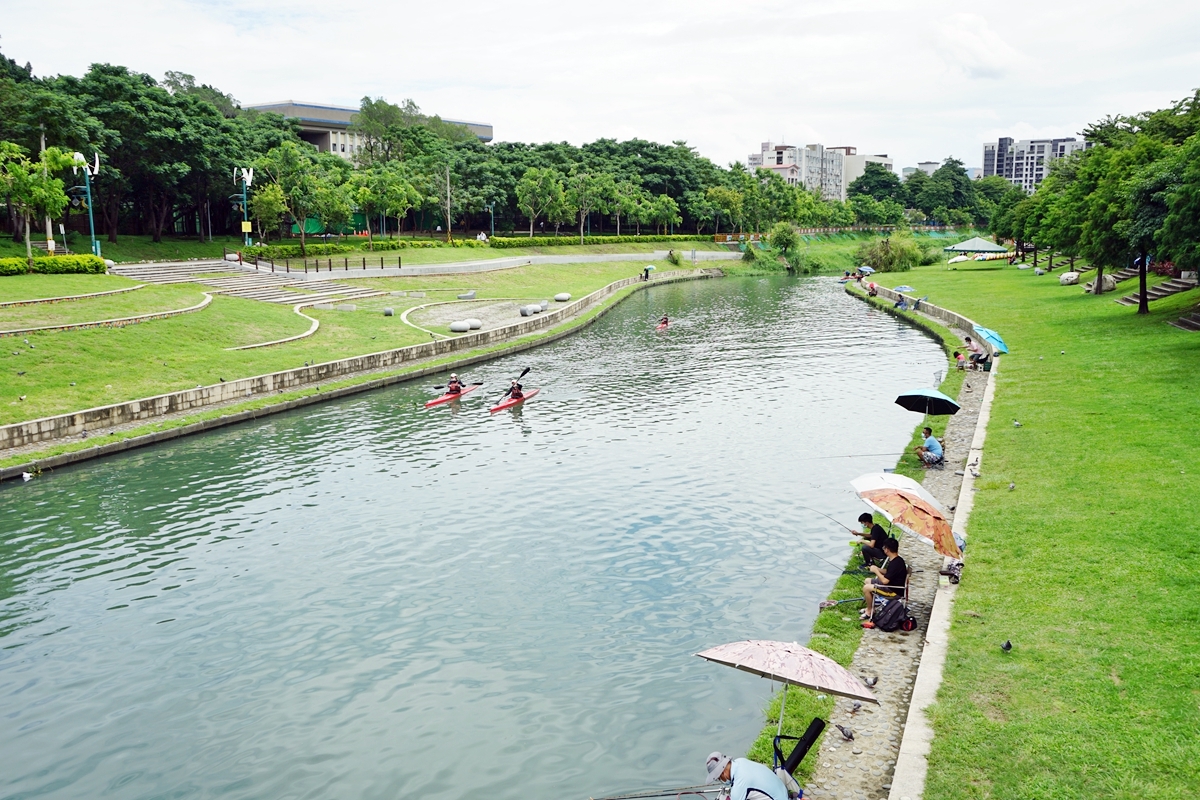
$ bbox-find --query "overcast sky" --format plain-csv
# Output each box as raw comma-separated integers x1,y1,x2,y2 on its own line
4,0,1198,172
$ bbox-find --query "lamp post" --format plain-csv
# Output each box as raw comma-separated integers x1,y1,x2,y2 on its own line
484,202,495,238
71,152,101,258
234,167,254,247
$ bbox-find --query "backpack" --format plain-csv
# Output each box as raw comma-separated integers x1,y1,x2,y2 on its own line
873,599,910,632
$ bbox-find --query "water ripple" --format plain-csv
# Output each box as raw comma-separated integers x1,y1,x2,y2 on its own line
0,276,943,799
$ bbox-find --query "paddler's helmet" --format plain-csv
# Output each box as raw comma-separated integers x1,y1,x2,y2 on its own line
450,373,457,379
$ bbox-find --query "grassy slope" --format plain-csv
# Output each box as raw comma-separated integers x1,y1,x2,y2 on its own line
0,283,205,329
0,273,142,301
0,260,675,425
890,263,1200,799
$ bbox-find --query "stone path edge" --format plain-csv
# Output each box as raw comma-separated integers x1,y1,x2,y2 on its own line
0,292,212,337
0,271,717,482
842,284,1001,800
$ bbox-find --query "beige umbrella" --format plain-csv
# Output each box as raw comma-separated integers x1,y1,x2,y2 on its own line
851,472,962,560
697,640,878,736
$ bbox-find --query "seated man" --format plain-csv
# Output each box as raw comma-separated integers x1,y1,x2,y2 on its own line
861,537,906,619
915,426,943,466
706,751,788,800
855,512,889,568
964,336,987,368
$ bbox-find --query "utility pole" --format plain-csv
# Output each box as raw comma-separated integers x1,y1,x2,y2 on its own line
235,167,253,247
444,165,452,242
72,152,101,258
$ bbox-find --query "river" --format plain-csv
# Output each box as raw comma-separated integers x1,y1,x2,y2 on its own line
0,275,944,799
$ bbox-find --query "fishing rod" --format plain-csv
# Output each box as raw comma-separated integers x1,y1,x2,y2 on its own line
589,784,723,800
796,505,859,534
802,452,905,460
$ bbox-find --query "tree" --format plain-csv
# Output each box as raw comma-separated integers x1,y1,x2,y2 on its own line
1157,134,1200,272
313,176,352,239
350,164,420,247
767,221,800,270
610,179,642,236
1121,151,1181,313
258,141,320,255
902,169,930,209
515,167,565,236
847,162,903,203
650,193,681,235
249,182,286,243
0,143,72,261
683,189,719,234
565,168,605,244
706,186,743,233
349,96,422,165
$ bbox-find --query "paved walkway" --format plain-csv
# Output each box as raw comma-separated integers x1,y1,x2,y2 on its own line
801,342,985,800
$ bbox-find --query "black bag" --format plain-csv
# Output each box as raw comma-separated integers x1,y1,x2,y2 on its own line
873,599,909,632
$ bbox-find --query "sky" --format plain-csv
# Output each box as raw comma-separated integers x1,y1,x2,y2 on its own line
3,0,1198,173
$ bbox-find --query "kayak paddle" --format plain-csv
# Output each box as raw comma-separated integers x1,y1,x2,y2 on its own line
496,367,531,402
432,382,484,389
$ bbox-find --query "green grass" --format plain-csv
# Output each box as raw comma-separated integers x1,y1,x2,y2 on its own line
0,259,678,425
274,238,729,266
872,263,1200,799
0,273,142,302
0,283,205,330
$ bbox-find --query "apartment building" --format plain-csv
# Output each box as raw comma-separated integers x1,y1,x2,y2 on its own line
747,142,846,201
246,100,493,160
983,136,1090,193
828,146,894,191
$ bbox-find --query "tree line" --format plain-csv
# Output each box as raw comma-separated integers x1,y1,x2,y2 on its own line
986,90,1200,309
3,46,984,257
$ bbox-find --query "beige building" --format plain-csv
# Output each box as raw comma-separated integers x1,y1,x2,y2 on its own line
245,100,493,159
747,141,845,201
828,146,894,193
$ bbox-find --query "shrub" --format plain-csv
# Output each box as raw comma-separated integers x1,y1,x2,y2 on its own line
855,234,923,272
489,234,709,249
0,255,106,276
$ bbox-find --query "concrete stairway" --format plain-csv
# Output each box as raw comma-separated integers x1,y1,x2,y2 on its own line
1109,266,1140,283
110,260,381,305
1116,277,1198,306
1168,309,1200,332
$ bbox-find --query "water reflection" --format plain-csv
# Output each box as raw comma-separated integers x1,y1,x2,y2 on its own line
0,276,943,799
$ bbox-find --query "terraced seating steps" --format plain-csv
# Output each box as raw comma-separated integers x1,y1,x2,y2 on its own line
1168,309,1200,332
1116,277,1198,306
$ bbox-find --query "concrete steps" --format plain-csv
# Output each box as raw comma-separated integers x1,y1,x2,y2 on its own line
1116,277,1198,306
1168,310,1200,331
1110,267,1140,283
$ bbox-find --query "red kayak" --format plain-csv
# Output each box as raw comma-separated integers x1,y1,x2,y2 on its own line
424,383,481,408
489,388,539,413
656,322,668,331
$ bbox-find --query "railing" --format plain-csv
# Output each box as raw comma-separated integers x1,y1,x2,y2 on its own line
222,248,404,274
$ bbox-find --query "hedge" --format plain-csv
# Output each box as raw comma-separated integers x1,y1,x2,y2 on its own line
489,234,710,249
0,255,107,276
243,238,486,260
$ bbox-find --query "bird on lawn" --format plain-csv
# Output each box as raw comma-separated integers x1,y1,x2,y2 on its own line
1001,640,1013,652
835,724,854,741
850,702,862,714
1008,482,1016,491
863,676,878,688
1013,420,1022,427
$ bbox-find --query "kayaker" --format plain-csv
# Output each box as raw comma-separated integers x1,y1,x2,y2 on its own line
446,373,464,395
506,379,524,400
659,314,669,326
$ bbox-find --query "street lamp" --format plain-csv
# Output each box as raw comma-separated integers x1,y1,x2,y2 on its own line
71,152,101,258
484,202,495,238
234,167,254,247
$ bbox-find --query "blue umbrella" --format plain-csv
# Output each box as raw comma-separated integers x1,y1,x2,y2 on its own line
857,265,875,274
893,285,915,292
972,325,1009,354
895,387,960,416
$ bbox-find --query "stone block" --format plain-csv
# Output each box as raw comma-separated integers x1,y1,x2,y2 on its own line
383,307,394,317
337,304,356,312
314,303,334,310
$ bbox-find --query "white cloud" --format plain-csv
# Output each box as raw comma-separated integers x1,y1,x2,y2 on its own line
2,0,1198,173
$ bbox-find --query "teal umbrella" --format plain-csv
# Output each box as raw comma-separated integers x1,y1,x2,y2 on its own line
972,325,1008,354
893,285,915,292
895,387,960,416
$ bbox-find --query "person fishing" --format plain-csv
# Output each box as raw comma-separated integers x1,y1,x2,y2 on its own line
446,373,464,395
855,512,889,568
705,752,788,800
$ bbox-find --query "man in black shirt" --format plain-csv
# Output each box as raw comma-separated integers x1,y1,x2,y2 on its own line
861,538,906,619
855,513,889,568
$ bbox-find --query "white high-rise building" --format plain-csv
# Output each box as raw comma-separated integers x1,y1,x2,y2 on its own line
747,142,846,201
983,136,1091,193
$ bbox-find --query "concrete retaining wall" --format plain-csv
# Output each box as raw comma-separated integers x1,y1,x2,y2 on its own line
0,270,715,452
863,284,996,356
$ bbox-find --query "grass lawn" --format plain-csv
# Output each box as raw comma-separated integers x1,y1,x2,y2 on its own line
0,273,142,302
0,259,676,425
0,234,246,264
0,283,205,330
880,263,1200,799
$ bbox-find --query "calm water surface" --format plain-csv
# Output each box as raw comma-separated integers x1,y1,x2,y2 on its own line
0,276,944,799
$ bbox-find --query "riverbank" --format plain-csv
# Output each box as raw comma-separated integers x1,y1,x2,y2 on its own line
847,263,1199,798
743,280,974,793
0,268,718,478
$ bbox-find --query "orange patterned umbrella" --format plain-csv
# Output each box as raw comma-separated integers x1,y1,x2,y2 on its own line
696,640,879,704
851,473,961,560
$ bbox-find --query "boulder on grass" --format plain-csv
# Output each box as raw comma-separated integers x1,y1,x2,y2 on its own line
449,320,471,333
554,293,571,302
1059,272,1079,285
